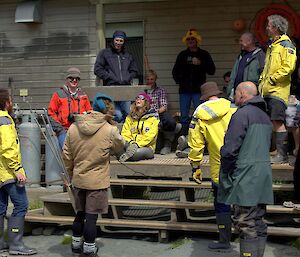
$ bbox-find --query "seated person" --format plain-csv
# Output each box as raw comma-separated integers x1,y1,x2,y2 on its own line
145,69,181,155
119,92,160,162
48,67,92,149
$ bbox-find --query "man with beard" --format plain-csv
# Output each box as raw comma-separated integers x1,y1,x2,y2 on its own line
0,89,37,255
94,30,138,123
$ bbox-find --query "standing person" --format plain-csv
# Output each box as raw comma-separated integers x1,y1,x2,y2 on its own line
63,93,125,257
259,15,297,163
145,70,181,155
119,92,160,162
0,89,37,255
94,30,138,123
172,28,216,135
188,82,236,251
218,82,273,257
227,32,265,101
48,67,92,149
222,71,231,96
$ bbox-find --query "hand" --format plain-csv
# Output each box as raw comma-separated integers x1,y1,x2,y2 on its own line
192,167,202,184
15,173,27,186
192,57,201,65
289,95,299,106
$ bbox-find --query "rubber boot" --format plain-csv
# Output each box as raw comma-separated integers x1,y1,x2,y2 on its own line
240,238,259,257
160,131,174,155
0,216,8,253
271,132,288,164
8,216,37,255
175,148,190,158
208,212,232,252
257,237,267,257
176,135,188,151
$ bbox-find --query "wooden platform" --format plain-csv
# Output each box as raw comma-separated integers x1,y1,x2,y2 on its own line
25,155,298,240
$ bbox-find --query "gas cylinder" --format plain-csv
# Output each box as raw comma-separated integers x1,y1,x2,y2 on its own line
19,114,41,187
45,125,63,188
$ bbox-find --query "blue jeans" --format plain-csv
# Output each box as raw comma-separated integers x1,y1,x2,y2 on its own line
58,131,67,150
0,182,28,217
179,93,202,134
114,101,131,123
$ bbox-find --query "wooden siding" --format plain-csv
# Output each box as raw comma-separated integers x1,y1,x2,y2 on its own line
0,0,300,112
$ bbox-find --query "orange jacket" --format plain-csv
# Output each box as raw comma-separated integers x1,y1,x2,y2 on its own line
48,86,92,130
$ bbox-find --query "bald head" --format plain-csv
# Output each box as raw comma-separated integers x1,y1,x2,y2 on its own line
235,82,257,106
239,32,256,52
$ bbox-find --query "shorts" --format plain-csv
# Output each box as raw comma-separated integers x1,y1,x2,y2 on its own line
264,97,287,121
72,187,108,214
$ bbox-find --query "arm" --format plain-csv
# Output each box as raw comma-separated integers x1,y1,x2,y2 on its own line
269,46,297,85
94,50,118,82
188,117,205,166
47,93,65,135
111,126,126,153
220,110,248,173
62,130,74,179
204,51,216,75
128,56,138,81
172,52,183,84
0,124,26,179
135,117,160,148
121,117,135,143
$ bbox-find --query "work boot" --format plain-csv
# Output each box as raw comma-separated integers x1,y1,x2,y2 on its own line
119,143,138,162
208,212,232,252
240,238,259,257
8,216,37,255
257,236,267,257
160,124,182,155
80,242,99,257
271,132,288,164
177,135,188,151
0,216,8,253
71,236,83,254
175,148,190,158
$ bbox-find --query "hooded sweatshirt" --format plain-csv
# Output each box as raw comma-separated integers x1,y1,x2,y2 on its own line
188,98,236,183
63,111,125,190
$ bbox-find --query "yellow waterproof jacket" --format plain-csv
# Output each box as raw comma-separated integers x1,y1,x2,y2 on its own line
121,110,159,152
188,99,236,184
259,34,297,104
0,110,26,186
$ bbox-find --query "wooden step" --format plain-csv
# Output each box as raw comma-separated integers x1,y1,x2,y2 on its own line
40,193,300,214
25,209,300,237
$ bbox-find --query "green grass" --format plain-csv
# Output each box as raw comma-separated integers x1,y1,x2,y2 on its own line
61,234,72,245
168,237,191,250
28,200,43,210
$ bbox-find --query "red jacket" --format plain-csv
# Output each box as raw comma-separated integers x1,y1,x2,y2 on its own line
48,86,92,129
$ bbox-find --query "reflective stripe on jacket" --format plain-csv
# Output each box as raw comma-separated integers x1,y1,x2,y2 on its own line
0,110,26,186
188,98,236,184
121,110,160,151
259,34,297,104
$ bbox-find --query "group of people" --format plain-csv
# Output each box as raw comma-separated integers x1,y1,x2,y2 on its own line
0,13,299,257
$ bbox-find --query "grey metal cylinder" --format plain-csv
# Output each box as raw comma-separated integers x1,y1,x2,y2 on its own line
45,126,63,188
19,114,41,187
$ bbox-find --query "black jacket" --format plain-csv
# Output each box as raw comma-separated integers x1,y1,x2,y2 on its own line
94,46,138,86
172,47,215,94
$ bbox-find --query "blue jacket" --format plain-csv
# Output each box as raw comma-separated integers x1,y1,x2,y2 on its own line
94,46,138,86
218,96,274,206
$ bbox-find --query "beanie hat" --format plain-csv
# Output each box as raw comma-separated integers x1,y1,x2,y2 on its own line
137,92,152,104
182,29,202,45
113,30,127,39
200,82,222,100
93,93,114,112
66,67,81,79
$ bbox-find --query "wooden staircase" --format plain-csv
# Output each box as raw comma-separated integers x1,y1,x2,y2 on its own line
25,154,299,241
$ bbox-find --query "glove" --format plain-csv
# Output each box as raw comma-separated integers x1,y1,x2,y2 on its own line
192,167,202,184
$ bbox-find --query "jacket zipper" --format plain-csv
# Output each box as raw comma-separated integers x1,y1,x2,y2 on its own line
117,55,123,82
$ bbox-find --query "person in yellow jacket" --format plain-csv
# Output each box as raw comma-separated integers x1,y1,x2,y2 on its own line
0,89,37,255
120,92,160,162
259,14,297,163
188,82,236,252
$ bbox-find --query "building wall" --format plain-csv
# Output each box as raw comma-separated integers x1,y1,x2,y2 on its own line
0,0,300,112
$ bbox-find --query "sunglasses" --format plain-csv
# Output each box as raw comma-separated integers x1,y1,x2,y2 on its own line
186,37,196,41
136,95,145,100
114,38,124,43
68,77,80,82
